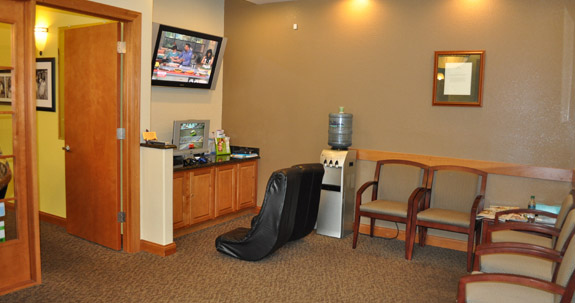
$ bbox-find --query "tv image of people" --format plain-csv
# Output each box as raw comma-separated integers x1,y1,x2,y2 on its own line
152,29,219,85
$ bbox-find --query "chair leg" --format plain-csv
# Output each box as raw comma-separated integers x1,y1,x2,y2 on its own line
352,215,360,249
404,221,412,260
370,218,375,237
418,226,427,247
406,221,417,260
466,233,474,272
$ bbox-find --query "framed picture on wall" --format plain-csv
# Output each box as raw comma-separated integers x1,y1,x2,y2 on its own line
432,50,485,107
0,70,12,104
36,57,56,112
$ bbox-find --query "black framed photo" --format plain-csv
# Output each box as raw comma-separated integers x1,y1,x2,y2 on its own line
0,69,12,104
36,57,56,112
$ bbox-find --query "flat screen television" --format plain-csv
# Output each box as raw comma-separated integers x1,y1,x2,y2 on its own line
172,119,211,157
151,23,226,89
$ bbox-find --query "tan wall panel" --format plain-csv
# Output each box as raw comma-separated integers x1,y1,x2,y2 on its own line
223,0,575,203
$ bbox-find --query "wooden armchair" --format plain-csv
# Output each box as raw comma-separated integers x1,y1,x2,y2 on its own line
352,159,428,260
407,165,487,271
475,209,575,282
485,190,575,248
457,223,575,303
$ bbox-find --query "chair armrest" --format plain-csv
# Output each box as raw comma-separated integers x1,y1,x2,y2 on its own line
486,221,560,238
475,242,562,262
356,181,377,197
355,181,377,207
407,187,426,215
470,195,485,220
495,208,558,223
412,187,430,212
457,273,565,303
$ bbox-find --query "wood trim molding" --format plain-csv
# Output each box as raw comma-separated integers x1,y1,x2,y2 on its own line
358,224,467,252
140,240,177,257
354,148,574,183
38,212,66,228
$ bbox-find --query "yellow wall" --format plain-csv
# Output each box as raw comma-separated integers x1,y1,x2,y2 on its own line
223,0,575,206
0,22,13,198
34,6,110,218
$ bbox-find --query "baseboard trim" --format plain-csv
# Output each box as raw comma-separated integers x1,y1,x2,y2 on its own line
140,240,177,257
174,207,259,239
39,211,67,228
358,224,466,252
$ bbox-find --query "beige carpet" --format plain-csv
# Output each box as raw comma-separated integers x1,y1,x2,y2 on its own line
0,215,467,302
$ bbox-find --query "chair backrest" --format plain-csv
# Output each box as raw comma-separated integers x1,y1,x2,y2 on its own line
215,166,303,261
555,210,575,253
555,191,575,230
427,165,487,213
289,163,324,241
554,226,575,302
374,159,428,202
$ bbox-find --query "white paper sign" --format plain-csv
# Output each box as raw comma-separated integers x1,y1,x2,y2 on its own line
444,62,472,95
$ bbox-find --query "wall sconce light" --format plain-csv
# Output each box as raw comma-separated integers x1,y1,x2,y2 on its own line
34,27,49,56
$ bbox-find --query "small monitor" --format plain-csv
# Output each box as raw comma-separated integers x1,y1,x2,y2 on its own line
172,119,210,157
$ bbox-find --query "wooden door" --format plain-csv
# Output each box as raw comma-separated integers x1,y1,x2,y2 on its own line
0,0,41,295
215,164,236,217
190,167,214,224
237,160,257,209
64,23,122,250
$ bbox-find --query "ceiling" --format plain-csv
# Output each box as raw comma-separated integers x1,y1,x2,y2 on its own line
244,0,294,4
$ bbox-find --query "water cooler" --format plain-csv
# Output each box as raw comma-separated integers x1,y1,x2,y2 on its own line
317,149,357,238
316,108,357,238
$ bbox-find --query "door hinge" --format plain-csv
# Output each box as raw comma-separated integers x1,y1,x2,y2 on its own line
117,128,126,140
117,41,127,54
117,211,126,223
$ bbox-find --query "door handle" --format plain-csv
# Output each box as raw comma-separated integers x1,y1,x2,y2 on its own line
62,145,71,152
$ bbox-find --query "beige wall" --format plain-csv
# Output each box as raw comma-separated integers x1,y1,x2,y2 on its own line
223,0,575,206
151,0,225,142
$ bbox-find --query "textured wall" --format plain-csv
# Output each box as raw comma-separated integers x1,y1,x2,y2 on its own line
223,0,575,206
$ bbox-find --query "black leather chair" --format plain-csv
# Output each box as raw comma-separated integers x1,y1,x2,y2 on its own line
289,163,324,241
215,166,303,261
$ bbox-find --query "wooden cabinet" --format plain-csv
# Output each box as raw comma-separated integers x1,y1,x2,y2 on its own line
172,171,187,229
189,167,215,224
237,160,258,210
173,159,258,230
215,164,236,217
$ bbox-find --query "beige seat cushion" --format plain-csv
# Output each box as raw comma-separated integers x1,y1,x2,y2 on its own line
491,230,553,248
465,278,555,303
416,208,469,227
360,200,407,218
480,254,554,281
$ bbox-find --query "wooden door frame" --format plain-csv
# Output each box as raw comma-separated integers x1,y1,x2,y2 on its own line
36,0,142,252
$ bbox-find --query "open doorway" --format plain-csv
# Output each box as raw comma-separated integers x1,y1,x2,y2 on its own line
34,0,141,252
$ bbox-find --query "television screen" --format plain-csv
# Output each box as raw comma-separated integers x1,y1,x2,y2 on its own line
152,24,225,89
172,119,210,157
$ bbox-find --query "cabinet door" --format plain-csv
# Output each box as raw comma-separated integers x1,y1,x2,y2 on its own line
189,167,214,224
215,164,236,217
172,171,189,229
237,160,258,210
